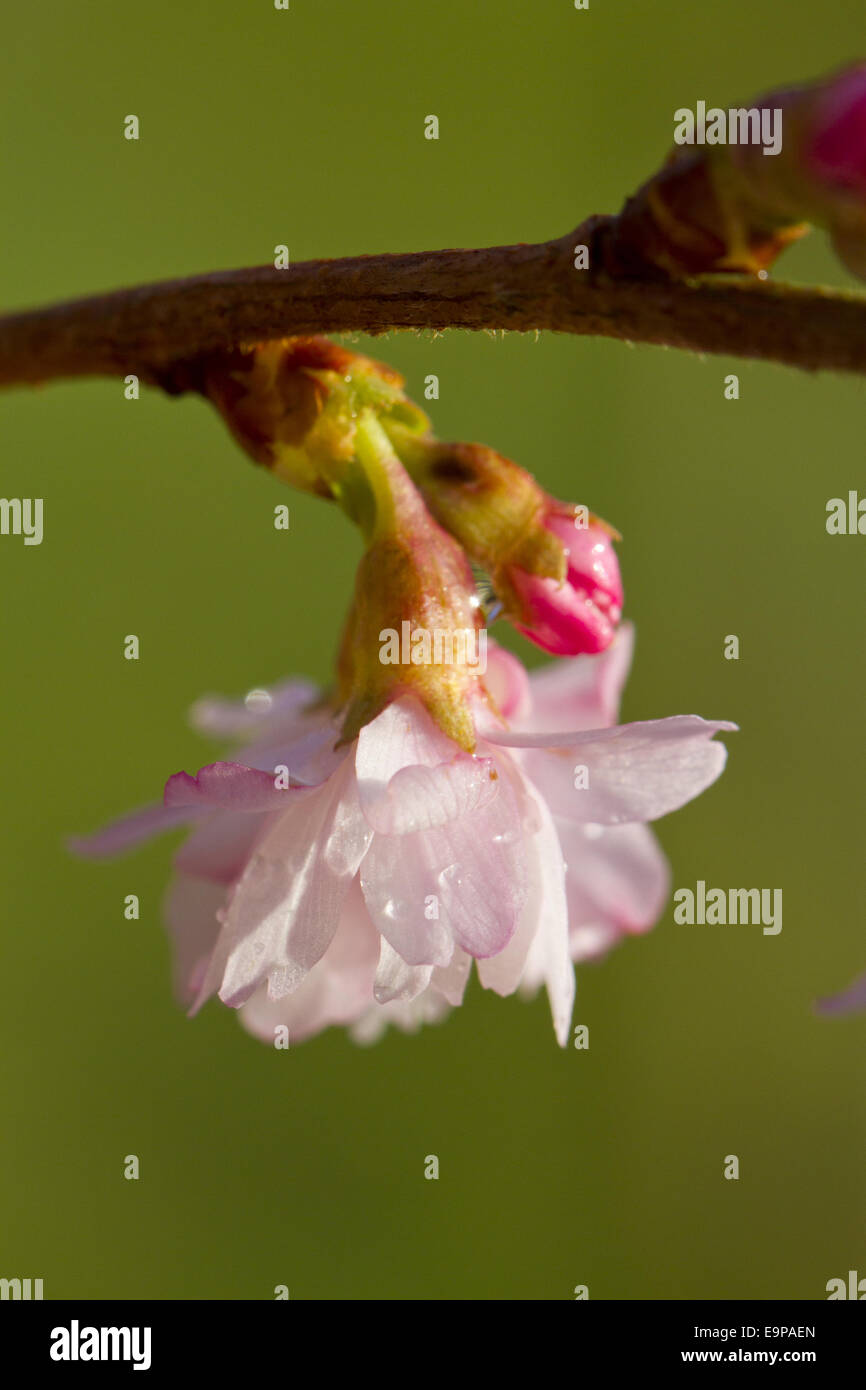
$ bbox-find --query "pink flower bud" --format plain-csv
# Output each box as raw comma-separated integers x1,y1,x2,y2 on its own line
808,66,866,193
511,515,623,656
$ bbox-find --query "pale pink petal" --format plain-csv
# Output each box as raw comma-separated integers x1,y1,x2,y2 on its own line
489,716,736,825
359,755,501,835
174,808,277,884
194,761,373,1010
477,766,554,997
189,678,320,739
351,989,452,1043
69,801,196,858
374,940,434,1004
358,695,461,772
566,921,623,962
238,723,348,788
356,695,460,787
349,1010,391,1045
521,623,634,734
359,832,453,967
815,971,866,1017
474,886,536,995
557,819,671,954
360,753,529,965
164,873,226,1005
356,948,472,1037
431,949,473,1006
237,883,380,1043
356,694,501,832
515,783,574,1046
481,642,532,723
164,761,303,813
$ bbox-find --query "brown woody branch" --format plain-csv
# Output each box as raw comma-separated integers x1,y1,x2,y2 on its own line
2,217,866,388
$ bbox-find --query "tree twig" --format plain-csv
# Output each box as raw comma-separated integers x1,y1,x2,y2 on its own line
2,217,866,388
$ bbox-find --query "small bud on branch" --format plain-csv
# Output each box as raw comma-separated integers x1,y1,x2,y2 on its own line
3,66,866,386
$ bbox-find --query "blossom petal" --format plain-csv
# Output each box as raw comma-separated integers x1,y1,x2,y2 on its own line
481,641,532,723
174,808,276,884
361,756,501,835
356,694,501,833
357,696,462,781
814,971,866,1017
565,921,623,961
513,782,574,1046
350,990,453,1044
360,753,529,965
164,761,303,813
374,940,434,1004
189,678,320,739
69,801,197,858
431,949,473,1006
193,761,372,1010
477,770,557,997
556,819,671,957
237,882,380,1043
488,716,736,825
521,623,635,734
164,873,226,1005
239,725,347,788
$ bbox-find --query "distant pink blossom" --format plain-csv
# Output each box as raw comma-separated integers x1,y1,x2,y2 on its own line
808,66,866,194
72,626,734,1045
815,971,866,1017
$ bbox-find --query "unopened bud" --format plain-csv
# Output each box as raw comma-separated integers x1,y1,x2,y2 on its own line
336,416,487,751
510,513,623,656
385,437,623,656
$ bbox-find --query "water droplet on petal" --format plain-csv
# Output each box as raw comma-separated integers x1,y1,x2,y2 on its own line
245,688,272,713
438,864,463,891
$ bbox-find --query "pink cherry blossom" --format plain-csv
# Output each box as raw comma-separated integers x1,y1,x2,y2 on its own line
511,517,623,657
72,626,734,1046
808,66,866,194
814,971,866,1017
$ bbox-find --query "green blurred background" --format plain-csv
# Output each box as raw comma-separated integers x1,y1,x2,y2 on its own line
1,0,863,1300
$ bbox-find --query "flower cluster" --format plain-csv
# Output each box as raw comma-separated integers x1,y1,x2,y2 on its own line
74,339,735,1045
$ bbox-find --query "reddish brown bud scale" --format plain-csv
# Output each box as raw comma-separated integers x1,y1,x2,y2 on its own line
604,150,808,280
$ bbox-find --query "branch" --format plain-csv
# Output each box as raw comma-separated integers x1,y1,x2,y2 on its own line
2,217,866,388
